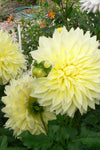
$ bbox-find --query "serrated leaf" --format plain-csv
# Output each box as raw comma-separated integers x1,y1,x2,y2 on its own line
48,122,78,141
68,142,82,150
20,131,52,150
0,128,26,148
74,126,100,148
83,107,100,131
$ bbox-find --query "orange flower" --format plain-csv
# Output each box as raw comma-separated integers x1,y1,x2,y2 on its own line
40,22,46,27
7,14,13,24
48,10,55,19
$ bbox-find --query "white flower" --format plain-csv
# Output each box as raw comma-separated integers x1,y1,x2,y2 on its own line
79,0,100,13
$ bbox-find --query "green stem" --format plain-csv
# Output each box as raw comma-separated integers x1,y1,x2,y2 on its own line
40,112,48,135
69,118,73,127
60,0,69,29
97,11,100,41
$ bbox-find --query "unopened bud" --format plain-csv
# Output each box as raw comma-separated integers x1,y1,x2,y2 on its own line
32,60,52,78
32,67,47,78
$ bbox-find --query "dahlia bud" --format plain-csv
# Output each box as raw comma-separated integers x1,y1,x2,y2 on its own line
32,60,52,78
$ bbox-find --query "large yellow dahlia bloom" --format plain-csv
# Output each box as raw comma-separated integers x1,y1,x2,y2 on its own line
0,30,26,85
30,27,100,117
2,74,55,136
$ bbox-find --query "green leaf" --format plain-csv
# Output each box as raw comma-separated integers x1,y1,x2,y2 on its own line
0,136,7,150
7,147,27,150
68,143,82,150
74,126,100,148
52,145,64,150
65,4,73,18
51,0,60,6
0,128,13,136
20,131,52,150
48,119,78,142
82,107,100,131
0,128,27,148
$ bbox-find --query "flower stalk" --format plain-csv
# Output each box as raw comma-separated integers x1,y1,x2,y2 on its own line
40,112,48,135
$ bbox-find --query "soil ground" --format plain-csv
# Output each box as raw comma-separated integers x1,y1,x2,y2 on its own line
0,1,38,39
0,0,54,41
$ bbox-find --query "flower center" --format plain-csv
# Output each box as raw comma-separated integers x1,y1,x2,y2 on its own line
64,65,78,76
57,64,79,78
28,97,44,114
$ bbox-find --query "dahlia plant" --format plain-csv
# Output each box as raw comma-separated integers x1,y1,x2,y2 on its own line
0,0,100,149
1,26,100,150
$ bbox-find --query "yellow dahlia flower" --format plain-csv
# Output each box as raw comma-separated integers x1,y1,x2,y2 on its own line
2,74,56,136
0,30,26,85
30,27,100,117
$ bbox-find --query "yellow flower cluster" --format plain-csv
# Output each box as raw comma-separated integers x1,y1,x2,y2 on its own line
2,27,100,137
0,30,26,85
